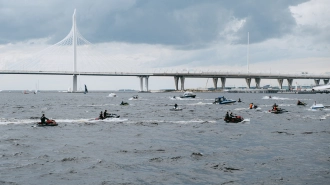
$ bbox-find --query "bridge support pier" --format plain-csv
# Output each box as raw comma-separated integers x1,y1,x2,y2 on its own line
138,76,149,92
73,75,77,92
174,76,179,90
324,79,329,85
245,78,251,89
255,78,261,89
277,79,283,89
139,77,144,91
287,79,293,90
144,76,149,92
314,79,320,86
221,77,226,89
180,76,185,91
212,78,218,89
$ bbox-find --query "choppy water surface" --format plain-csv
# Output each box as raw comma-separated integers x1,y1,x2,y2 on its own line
0,92,329,184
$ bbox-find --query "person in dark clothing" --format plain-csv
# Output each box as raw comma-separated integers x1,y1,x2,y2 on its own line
40,114,48,124
99,111,104,120
230,112,234,117
104,110,108,118
225,112,230,119
174,103,178,109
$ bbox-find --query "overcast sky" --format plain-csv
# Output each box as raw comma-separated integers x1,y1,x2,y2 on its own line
0,0,329,90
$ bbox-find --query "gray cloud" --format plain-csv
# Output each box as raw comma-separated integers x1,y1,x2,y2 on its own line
0,0,310,46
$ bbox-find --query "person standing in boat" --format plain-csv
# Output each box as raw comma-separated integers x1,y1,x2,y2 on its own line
40,114,49,124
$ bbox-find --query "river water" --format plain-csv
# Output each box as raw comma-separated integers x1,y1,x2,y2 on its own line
0,91,329,184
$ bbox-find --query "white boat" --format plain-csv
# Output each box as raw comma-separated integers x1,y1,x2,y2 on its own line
108,93,117,97
180,91,196,98
311,104,324,109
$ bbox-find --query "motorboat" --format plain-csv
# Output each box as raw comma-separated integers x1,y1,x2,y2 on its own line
180,91,196,98
224,116,244,123
311,104,324,109
108,93,117,97
37,119,58,126
213,96,236,104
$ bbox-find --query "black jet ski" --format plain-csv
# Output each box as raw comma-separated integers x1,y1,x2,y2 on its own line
105,113,120,118
297,101,306,106
120,102,129,106
224,116,244,123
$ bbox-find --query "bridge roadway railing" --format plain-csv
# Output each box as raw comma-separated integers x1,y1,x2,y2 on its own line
1,70,329,91
1,70,329,79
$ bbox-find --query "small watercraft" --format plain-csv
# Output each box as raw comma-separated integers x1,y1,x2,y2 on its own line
120,101,129,106
105,113,120,118
132,95,139,99
213,96,236,104
180,91,196,98
170,108,182,111
297,101,306,106
95,113,120,120
311,104,324,109
37,119,58,126
224,116,244,123
108,93,117,97
269,108,288,114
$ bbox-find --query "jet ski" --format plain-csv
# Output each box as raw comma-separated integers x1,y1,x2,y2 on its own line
269,108,288,114
105,113,120,118
297,101,306,106
95,113,120,120
120,102,129,106
170,108,182,111
224,116,244,123
37,119,58,126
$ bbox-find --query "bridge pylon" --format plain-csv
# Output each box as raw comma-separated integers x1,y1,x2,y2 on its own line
245,78,251,89
277,79,284,89
287,79,293,90
212,78,218,90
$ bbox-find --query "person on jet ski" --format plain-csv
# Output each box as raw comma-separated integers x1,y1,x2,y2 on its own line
225,112,230,119
104,110,109,118
249,103,253,109
174,103,178,109
238,98,241,102
230,112,234,117
272,104,278,111
99,111,104,120
40,114,49,124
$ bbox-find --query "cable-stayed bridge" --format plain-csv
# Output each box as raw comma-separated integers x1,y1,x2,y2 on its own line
1,10,329,91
